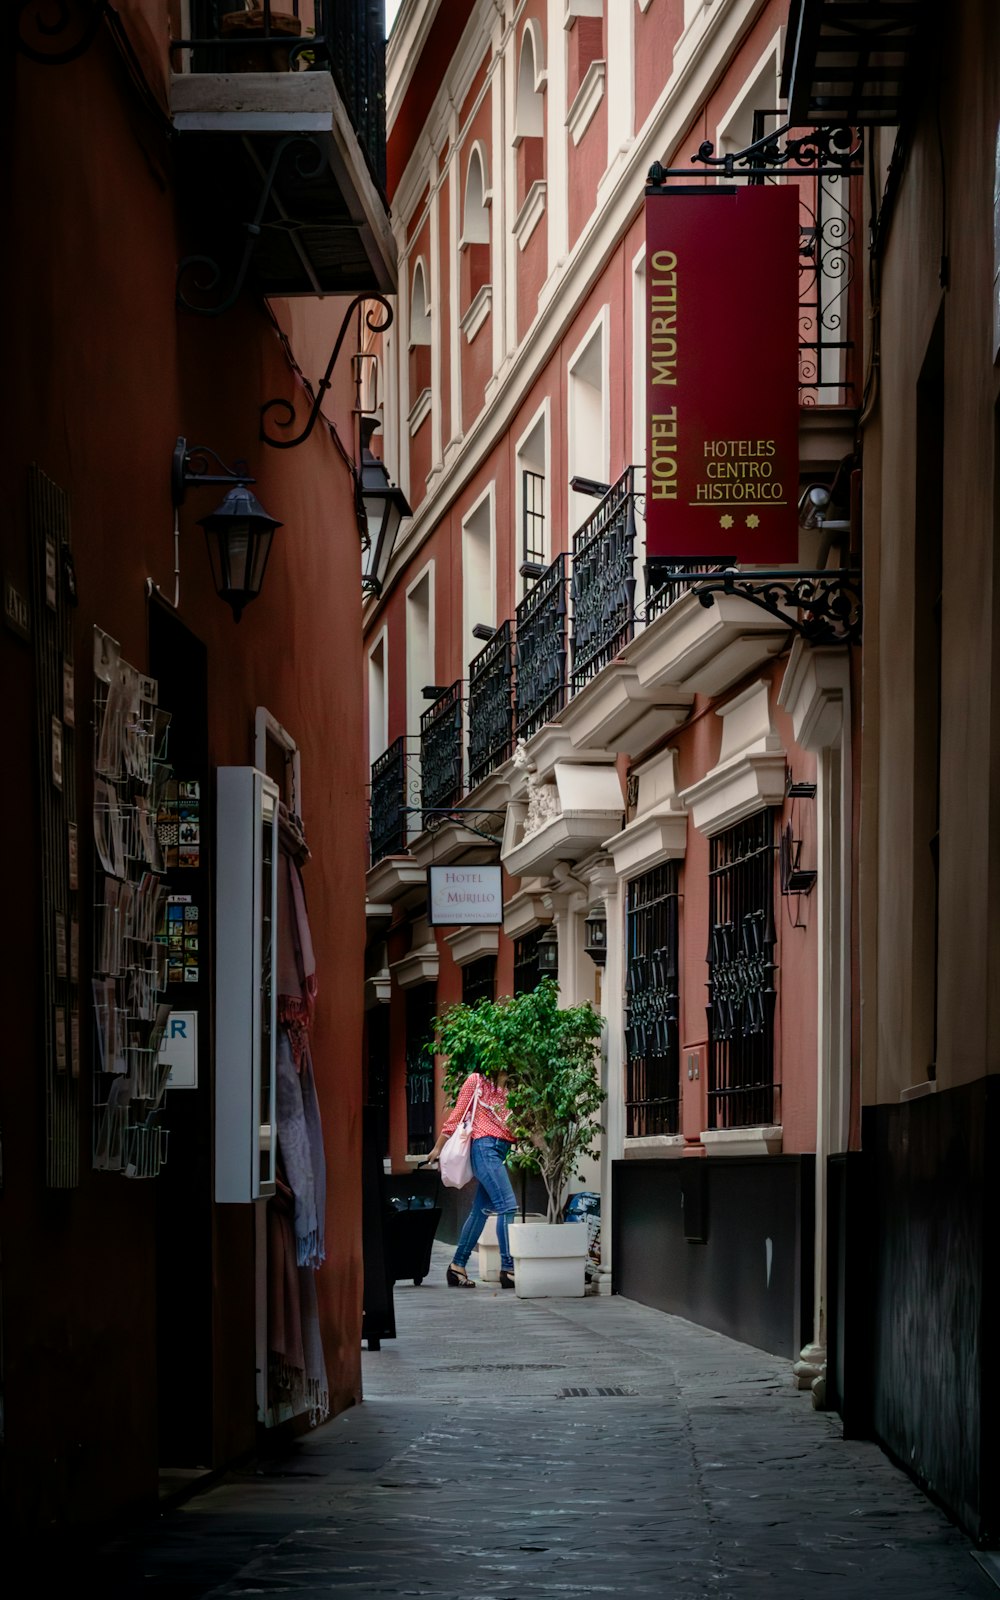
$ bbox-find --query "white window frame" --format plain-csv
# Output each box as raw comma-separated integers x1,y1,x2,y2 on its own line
367,626,389,769
567,304,611,537
405,561,437,752
514,20,546,142
514,398,551,600
461,482,497,674
460,142,492,247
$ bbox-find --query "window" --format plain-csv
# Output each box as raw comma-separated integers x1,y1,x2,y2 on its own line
568,311,609,534
367,629,388,767
515,23,545,208
405,985,438,1156
405,567,434,753
523,470,546,568
516,406,548,589
462,487,496,672
409,258,431,404
513,929,544,994
625,864,680,1137
461,956,497,1006
707,812,778,1130
461,145,491,312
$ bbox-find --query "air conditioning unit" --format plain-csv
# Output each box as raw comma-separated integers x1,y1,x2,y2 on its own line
215,767,278,1202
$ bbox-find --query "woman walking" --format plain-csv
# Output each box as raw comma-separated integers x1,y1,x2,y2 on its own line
427,1066,518,1289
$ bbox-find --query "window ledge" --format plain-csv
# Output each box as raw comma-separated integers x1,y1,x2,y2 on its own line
460,283,493,344
408,386,432,435
513,180,547,251
900,1079,937,1102
444,925,500,966
701,1126,783,1157
623,1135,687,1158
566,58,606,147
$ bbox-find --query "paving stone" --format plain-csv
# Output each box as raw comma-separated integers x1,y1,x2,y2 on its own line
64,1241,998,1597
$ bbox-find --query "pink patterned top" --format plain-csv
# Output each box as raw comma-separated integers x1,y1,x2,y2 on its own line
440,1072,514,1144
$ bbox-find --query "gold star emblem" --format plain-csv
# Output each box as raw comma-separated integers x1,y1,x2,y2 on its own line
719,514,734,530
746,513,760,529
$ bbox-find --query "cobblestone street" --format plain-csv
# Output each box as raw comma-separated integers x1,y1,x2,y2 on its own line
84,1243,995,1598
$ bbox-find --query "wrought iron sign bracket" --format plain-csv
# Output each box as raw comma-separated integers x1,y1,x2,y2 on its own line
260,293,394,451
646,123,863,189
402,808,503,848
171,438,253,509
683,569,862,647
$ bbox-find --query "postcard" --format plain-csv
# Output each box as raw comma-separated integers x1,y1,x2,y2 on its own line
63,659,75,728
68,821,79,890
51,715,63,790
54,911,67,979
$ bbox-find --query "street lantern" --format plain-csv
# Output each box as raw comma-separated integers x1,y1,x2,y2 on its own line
536,925,559,977
198,483,282,622
583,906,608,966
360,416,412,597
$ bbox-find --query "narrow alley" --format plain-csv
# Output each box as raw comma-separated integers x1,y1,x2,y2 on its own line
91,1244,993,1599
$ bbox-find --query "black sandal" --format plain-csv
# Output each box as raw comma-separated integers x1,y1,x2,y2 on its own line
499,1270,516,1290
447,1264,476,1288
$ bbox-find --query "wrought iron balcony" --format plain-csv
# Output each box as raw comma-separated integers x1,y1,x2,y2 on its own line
467,622,514,791
420,682,463,816
369,737,407,866
570,469,639,694
515,553,568,743
169,1,395,307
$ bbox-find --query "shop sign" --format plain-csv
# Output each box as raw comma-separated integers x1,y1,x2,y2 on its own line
428,865,503,926
645,185,800,563
159,1010,198,1089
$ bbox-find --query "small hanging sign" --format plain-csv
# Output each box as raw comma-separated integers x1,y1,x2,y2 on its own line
428,864,503,926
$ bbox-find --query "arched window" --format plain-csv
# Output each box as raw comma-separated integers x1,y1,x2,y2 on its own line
514,25,545,207
460,145,491,315
409,257,431,406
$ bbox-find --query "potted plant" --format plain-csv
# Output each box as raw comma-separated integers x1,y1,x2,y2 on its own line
432,978,605,1298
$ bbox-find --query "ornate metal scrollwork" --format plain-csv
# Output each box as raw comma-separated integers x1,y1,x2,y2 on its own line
690,569,862,647
515,554,569,742
467,622,514,790
16,0,108,64
176,136,327,318
259,293,394,450
570,468,638,693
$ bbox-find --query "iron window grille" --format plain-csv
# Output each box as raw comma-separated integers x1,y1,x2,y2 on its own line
707,812,779,1130
514,552,568,743
513,929,544,995
405,984,437,1156
522,469,546,569
467,621,514,790
420,681,463,816
625,864,680,1137
461,956,497,1007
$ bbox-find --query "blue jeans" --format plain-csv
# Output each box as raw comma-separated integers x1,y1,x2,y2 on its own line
453,1137,517,1273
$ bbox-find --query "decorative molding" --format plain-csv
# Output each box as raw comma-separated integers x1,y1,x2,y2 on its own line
513,180,547,251
623,590,790,698
390,940,440,989
605,803,688,879
460,283,493,343
407,386,433,435
364,972,391,1009
409,819,498,868
559,660,693,759
444,924,501,966
566,58,607,147
502,886,553,939
701,1125,783,1156
777,638,850,752
680,683,786,836
501,761,624,878
623,1135,688,1157
365,854,427,906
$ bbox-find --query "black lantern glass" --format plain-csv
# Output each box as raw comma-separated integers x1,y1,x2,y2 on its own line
360,416,412,597
198,484,282,622
583,906,608,966
536,925,559,976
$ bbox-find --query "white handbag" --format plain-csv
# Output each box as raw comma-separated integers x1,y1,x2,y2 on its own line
438,1077,481,1189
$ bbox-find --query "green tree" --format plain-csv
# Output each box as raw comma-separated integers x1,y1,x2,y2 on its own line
430,978,605,1223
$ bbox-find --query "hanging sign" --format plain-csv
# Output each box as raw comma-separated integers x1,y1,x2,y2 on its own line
645,184,800,563
428,864,503,926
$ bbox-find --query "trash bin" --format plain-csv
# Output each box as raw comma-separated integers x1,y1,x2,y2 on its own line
386,1189,441,1286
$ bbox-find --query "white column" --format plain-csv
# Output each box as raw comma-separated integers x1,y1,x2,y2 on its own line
598,874,625,1288
542,0,569,299
603,0,635,174
490,11,507,380
447,107,462,452
428,150,443,470
502,8,519,364
396,241,411,503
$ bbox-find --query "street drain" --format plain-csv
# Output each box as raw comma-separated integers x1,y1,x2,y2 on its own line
556,1385,638,1398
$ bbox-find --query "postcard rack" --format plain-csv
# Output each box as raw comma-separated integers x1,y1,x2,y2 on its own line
91,627,173,1178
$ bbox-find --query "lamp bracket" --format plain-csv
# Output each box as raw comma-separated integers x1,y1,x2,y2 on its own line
401,807,502,847
16,0,108,64
172,437,254,509
667,568,862,647
260,294,394,452
176,135,327,318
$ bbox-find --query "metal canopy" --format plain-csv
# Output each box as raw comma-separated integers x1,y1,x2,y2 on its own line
782,0,925,126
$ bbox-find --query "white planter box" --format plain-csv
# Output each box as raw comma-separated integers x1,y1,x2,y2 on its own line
477,1212,545,1281
509,1221,588,1298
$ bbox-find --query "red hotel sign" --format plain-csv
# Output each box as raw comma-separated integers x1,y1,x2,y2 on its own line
645,185,800,563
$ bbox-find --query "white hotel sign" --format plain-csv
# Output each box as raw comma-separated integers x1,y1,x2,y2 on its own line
427,865,503,926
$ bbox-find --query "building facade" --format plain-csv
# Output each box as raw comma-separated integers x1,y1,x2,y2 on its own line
1,0,394,1529
365,0,861,1377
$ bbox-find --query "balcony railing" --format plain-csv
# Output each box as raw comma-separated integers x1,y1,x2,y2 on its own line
571,468,638,693
467,622,514,791
515,553,568,743
369,736,407,865
174,0,387,193
420,681,463,816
